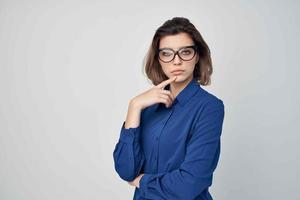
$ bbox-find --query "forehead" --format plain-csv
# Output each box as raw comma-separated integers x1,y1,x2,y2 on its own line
159,32,194,49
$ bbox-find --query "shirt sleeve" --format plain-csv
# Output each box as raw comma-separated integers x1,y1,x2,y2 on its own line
113,111,146,182
138,99,225,200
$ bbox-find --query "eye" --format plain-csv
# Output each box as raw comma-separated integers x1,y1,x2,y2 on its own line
181,49,192,55
161,51,173,56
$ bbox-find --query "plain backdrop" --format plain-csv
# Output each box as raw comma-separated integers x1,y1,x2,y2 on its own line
1,0,299,199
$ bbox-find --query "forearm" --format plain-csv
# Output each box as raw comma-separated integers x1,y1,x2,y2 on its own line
113,123,145,181
124,99,143,129
113,99,145,181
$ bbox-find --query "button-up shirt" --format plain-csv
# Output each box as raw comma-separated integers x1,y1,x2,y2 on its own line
113,78,225,200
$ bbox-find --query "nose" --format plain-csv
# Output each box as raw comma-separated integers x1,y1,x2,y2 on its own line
173,53,182,65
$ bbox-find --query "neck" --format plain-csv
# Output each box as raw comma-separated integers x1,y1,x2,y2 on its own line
170,76,193,98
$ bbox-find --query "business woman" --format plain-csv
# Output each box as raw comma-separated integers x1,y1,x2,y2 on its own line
113,17,225,200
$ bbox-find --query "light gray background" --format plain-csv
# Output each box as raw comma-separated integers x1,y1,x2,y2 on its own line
1,0,299,199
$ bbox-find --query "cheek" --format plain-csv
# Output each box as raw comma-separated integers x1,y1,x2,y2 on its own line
186,61,197,71
189,56,199,70
159,62,169,72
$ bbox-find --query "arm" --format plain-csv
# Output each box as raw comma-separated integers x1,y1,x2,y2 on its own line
138,99,225,200
113,77,177,182
113,100,146,181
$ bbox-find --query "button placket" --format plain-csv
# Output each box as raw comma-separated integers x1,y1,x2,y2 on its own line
154,108,175,172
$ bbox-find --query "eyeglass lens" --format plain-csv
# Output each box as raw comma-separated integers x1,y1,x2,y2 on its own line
159,47,196,62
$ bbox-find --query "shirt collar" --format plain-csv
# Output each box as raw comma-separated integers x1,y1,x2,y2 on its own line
155,77,200,112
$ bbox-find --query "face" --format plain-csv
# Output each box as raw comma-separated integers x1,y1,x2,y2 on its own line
158,32,199,83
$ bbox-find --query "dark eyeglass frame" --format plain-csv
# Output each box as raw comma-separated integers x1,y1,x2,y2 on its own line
157,45,198,63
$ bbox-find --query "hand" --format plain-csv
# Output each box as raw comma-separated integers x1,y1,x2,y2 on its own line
131,76,177,110
128,174,144,188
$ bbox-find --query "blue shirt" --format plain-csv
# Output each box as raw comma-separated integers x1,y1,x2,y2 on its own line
113,78,225,200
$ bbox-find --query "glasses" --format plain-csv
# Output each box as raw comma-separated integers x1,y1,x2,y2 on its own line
157,45,197,63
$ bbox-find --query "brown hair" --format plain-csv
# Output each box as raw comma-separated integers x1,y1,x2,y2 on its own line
143,17,213,86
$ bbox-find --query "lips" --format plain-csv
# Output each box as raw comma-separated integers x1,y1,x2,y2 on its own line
171,69,183,73
171,69,184,74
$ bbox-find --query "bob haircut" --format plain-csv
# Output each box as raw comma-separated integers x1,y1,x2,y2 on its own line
143,17,213,86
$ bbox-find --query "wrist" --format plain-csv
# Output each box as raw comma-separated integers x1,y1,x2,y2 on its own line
129,98,143,110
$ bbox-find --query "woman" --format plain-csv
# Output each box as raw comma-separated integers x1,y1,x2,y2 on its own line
113,17,225,200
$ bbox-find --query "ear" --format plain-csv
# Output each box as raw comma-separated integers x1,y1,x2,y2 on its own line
195,54,200,63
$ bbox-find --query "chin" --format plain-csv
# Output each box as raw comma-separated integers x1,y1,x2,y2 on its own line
172,75,185,82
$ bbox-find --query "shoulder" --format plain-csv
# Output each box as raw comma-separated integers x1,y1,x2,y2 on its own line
195,86,224,110
192,86,225,121
187,87,225,140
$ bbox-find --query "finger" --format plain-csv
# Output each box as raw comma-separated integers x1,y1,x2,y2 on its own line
158,94,172,107
161,94,173,104
159,91,174,103
159,90,175,101
157,96,169,106
156,76,177,89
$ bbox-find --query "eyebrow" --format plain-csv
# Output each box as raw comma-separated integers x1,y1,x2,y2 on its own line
159,45,195,50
